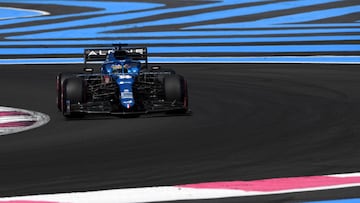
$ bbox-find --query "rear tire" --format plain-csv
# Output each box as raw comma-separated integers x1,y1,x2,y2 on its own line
62,77,86,118
57,72,77,111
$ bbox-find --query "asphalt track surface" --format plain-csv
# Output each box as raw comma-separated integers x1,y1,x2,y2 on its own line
0,0,360,202
0,63,359,202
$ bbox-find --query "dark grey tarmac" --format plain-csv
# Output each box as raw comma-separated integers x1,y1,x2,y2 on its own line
0,63,359,202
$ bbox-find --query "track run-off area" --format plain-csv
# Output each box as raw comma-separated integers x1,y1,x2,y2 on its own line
0,0,359,61
0,0,359,202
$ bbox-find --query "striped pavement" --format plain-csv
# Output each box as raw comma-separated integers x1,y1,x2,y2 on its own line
0,0,358,60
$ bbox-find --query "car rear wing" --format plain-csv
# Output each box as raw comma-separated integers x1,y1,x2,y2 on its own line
84,48,112,63
84,45,148,66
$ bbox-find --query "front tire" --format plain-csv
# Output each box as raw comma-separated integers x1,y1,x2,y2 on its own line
57,72,77,111
164,74,188,111
62,77,86,117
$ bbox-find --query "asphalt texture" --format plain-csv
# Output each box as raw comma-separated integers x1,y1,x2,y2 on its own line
0,0,360,202
0,64,359,202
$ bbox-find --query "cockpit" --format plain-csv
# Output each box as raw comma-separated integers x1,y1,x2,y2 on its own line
102,61,140,75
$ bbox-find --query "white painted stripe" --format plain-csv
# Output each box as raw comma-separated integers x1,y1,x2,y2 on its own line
328,173,360,178
0,115,36,124
0,184,360,203
0,187,255,203
0,7,50,20
0,173,359,203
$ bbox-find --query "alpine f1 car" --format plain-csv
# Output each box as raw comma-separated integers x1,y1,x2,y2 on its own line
56,44,188,117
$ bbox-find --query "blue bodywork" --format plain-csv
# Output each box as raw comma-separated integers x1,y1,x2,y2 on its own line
100,51,141,109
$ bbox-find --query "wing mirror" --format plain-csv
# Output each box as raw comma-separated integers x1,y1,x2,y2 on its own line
84,67,94,73
151,66,161,70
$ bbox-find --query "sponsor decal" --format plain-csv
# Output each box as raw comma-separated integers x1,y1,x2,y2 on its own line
86,49,113,57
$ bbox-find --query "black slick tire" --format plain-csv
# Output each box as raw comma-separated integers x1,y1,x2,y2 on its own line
164,74,188,112
62,77,86,118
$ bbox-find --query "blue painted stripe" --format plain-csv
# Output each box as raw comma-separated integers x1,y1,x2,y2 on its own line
305,198,360,203
268,4,360,25
0,2,164,34
243,23,360,28
1,0,338,36
8,28,360,40
149,45,360,53
149,56,360,64
0,1,163,26
0,0,250,34
0,56,359,65
0,45,359,55
0,0,358,59
1,35,359,46
93,0,334,31
188,4,360,29
0,48,83,55
0,58,83,64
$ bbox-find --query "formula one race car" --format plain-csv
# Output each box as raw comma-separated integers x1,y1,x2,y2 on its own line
56,44,188,117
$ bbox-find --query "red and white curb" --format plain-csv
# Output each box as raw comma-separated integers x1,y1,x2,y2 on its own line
0,173,359,203
0,106,50,136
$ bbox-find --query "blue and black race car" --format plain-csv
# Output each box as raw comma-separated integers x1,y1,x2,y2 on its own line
56,44,188,117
